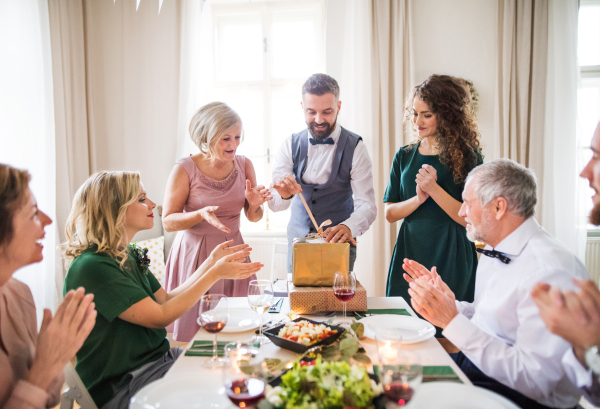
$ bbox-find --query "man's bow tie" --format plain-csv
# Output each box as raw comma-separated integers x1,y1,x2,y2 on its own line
476,248,511,264
309,137,334,145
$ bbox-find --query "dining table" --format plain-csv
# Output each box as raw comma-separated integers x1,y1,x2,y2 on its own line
140,296,474,408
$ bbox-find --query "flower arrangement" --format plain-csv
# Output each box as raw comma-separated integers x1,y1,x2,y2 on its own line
128,243,151,275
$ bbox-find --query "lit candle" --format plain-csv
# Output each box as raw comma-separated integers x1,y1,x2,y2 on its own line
379,341,399,362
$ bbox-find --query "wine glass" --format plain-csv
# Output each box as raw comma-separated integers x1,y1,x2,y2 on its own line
198,294,228,368
378,352,422,408
223,345,267,408
248,280,274,345
333,271,356,327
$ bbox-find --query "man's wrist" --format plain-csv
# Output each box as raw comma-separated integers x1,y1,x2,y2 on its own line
282,194,295,200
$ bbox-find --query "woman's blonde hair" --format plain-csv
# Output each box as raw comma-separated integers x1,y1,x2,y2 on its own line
62,171,141,267
189,102,243,155
0,164,31,249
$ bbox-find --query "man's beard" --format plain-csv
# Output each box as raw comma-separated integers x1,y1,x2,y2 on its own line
466,212,493,243
590,202,600,226
308,118,337,140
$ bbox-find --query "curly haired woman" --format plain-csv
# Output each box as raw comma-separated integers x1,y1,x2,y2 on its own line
384,75,483,317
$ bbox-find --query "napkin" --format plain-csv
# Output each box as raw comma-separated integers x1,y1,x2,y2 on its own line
422,366,462,383
184,341,228,357
269,297,284,313
355,309,411,318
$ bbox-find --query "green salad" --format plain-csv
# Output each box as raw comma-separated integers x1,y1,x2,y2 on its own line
265,357,382,409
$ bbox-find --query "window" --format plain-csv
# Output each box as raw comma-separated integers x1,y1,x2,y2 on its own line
578,0,600,230
211,0,325,232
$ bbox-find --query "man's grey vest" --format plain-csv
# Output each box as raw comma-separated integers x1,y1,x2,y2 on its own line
286,127,362,272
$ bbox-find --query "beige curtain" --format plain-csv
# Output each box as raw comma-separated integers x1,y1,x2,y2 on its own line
326,0,412,296
368,0,413,296
48,0,92,288
494,0,583,259
494,0,548,220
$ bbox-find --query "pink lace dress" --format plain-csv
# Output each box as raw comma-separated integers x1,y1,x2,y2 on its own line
165,155,256,342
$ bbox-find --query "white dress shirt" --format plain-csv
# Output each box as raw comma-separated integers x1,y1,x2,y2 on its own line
268,124,377,237
561,320,600,405
443,217,590,408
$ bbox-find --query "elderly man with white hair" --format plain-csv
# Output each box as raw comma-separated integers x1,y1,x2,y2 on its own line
403,159,589,409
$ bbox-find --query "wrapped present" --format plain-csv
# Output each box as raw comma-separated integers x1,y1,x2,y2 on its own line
289,281,367,315
292,235,350,286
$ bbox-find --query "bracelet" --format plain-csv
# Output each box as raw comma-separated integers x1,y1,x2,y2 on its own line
282,194,295,200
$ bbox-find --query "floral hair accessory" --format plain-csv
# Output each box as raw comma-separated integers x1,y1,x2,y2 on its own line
128,243,151,275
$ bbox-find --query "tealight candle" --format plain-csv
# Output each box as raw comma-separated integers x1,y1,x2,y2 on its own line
375,328,403,365
379,341,399,362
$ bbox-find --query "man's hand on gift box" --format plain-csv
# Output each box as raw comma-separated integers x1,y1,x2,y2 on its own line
324,224,357,245
272,174,303,199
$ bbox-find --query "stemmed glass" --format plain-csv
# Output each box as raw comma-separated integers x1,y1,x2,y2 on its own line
223,345,267,408
248,280,274,346
198,294,228,368
333,271,356,327
378,352,423,408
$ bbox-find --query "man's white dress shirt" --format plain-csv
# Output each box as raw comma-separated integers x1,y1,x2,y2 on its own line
268,124,376,237
443,217,590,408
561,315,600,405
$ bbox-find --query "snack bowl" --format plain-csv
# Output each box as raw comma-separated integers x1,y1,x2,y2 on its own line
263,318,345,354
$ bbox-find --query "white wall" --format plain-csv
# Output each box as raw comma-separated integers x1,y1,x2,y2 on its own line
83,0,181,241
410,0,497,159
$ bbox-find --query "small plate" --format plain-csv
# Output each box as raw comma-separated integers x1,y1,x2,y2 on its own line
411,382,520,408
219,308,270,333
130,375,230,409
361,315,435,344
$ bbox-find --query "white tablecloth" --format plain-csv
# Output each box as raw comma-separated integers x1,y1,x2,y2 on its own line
165,296,470,386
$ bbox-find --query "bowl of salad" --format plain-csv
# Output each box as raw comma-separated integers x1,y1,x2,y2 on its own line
264,318,345,353
265,357,384,409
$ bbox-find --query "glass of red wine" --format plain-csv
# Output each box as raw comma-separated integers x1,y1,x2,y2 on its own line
378,353,422,408
223,345,267,408
198,294,228,368
333,270,356,327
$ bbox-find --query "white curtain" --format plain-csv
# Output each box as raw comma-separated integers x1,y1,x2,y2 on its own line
0,0,58,323
542,0,585,261
176,0,214,160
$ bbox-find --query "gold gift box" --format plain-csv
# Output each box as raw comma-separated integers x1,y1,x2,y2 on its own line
292,240,350,286
289,281,368,315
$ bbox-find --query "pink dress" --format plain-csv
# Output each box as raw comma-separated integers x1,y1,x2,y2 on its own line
165,155,256,342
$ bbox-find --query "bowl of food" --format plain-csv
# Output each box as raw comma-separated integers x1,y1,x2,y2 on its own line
263,318,345,353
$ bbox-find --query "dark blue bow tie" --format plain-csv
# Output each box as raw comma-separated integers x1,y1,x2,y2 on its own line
309,138,334,145
476,248,511,264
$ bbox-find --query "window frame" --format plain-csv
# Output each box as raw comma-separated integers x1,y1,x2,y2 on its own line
211,0,325,232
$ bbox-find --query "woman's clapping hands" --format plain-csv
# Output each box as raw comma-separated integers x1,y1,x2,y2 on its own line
245,180,272,207
416,164,438,194
27,288,96,390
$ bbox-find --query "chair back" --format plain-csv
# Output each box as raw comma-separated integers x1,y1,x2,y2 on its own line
60,362,98,409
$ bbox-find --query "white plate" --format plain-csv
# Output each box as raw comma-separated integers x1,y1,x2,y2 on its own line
220,308,270,333
412,382,520,408
361,315,435,344
130,375,232,409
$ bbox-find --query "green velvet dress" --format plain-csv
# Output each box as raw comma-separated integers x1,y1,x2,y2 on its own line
384,143,481,307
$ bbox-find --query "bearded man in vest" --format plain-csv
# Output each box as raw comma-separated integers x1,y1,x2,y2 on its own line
268,73,377,272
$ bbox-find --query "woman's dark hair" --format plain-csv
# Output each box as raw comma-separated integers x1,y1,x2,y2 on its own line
405,74,483,184
0,164,31,248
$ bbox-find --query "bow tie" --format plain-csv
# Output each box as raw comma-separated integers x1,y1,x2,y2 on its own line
309,138,334,145
476,248,511,264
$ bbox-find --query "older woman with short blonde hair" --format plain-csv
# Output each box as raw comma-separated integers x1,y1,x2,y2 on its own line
162,101,271,342
63,170,261,409
0,163,96,409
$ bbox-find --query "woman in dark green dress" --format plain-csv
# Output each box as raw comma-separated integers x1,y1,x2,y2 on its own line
384,75,483,310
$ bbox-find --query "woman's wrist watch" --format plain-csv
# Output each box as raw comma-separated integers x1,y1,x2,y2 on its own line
585,345,600,374
282,194,295,200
